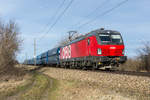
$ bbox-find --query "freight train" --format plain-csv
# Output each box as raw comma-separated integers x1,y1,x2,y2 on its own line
25,28,127,70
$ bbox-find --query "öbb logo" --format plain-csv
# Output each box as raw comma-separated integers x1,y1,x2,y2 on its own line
62,45,71,59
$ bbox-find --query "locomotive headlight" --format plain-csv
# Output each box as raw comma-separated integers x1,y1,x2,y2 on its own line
98,48,102,55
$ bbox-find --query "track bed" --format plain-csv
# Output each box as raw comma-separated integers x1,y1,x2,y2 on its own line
39,67,150,100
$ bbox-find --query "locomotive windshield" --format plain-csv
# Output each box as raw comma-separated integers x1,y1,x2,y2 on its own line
99,33,123,44
111,34,123,44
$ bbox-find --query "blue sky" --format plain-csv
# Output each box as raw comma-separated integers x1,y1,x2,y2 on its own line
0,0,150,62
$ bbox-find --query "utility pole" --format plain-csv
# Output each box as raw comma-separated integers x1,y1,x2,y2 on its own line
25,53,28,65
68,30,77,41
34,38,36,66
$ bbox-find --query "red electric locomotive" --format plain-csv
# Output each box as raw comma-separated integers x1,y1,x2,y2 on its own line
60,28,127,70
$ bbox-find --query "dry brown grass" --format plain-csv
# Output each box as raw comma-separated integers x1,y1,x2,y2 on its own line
0,72,32,100
0,65,27,83
119,59,142,71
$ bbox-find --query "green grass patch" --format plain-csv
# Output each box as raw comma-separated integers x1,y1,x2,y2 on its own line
19,73,49,100
46,78,58,100
0,71,60,100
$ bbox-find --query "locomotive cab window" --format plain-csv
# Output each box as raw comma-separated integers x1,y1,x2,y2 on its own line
99,33,123,45
99,34,111,43
111,35,123,44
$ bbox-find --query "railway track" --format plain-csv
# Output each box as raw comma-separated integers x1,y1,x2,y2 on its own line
85,69,150,77
46,65,150,78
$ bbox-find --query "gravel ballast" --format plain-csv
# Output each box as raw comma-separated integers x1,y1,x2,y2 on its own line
40,67,150,100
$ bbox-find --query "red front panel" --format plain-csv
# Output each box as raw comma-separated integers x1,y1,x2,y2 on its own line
85,35,124,57
93,45,124,56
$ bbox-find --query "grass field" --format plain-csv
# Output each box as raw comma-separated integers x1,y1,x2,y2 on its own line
0,66,150,100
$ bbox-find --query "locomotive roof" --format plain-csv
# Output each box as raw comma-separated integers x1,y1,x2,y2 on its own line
65,29,121,46
91,29,121,34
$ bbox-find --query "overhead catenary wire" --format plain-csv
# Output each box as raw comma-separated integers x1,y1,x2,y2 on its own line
85,0,111,17
77,0,128,29
36,0,74,55
40,0,75,39
39,0,66,35
69,0,110,28
34,0,66,56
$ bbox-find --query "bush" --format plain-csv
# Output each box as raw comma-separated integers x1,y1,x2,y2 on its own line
0,20,21,75
119,58,142,71
120,42,150,72
138,42,150,71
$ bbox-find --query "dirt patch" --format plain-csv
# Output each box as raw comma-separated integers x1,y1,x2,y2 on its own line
0,73,32,99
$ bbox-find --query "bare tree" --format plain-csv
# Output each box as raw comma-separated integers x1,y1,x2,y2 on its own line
0,20,21,75
138,42,150,71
